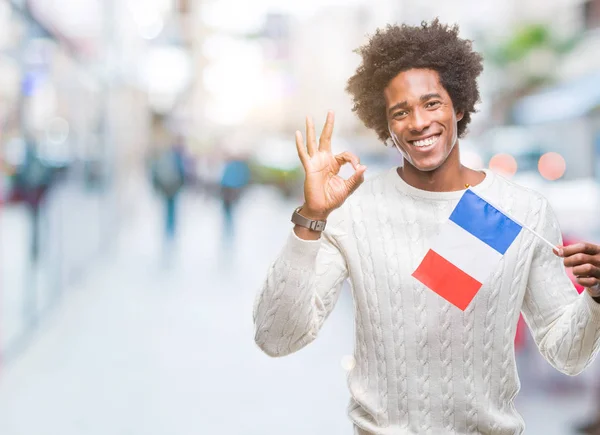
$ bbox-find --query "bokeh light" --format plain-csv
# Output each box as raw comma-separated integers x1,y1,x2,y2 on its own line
488,153,518,178
341,355,356,371
538,152,566,181
45,116,70,145
461,149,484,169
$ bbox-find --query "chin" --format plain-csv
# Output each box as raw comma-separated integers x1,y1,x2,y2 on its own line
409,159,445,173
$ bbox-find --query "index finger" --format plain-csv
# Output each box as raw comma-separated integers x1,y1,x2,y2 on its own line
334,151,361,169
561,242,600,257
319,111,335,152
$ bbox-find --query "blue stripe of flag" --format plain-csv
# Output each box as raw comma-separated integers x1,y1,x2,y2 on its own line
449,190,522,255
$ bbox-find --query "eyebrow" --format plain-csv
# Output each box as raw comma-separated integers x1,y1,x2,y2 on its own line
387,93,443,115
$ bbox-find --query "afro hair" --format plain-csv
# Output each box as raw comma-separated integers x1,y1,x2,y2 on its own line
346,19,484,144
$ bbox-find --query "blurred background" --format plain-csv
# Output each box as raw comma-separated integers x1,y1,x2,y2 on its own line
0,0,599,434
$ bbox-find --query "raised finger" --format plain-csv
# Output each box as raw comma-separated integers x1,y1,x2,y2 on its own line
295,130,309,168
319,111,335,152
560,242,600,258
563,253,600,268
306,116,317,156
334,151,361,170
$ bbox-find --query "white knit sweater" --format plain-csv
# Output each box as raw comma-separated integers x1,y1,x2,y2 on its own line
253,168,600,434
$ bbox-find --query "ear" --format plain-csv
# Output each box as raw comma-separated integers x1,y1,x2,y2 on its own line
456,111,464,122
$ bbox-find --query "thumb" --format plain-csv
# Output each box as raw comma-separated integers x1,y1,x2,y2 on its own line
344,165,366,195
553,244,564,257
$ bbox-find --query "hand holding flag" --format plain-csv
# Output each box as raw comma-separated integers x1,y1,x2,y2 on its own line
558,243,600,297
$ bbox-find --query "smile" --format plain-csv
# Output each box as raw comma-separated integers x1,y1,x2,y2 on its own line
410,134,440,148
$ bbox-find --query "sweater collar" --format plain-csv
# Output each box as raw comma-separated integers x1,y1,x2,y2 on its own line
389,167,495,200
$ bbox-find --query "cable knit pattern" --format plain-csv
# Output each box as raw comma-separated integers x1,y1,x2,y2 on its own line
351,188,389,426
485,192,512,434
463,300,477,433
255,268,288,351
415,268,431,433
375,177,407,426
428,200,454,432
253,168,600,434
499,195,543,415
521,198,600,377
355,297,368,397
439,300,453,431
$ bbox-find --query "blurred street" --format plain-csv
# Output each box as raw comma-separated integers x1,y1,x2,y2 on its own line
0,182,597,435
0,183,359,435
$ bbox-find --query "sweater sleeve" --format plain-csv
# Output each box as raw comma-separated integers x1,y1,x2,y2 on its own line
253,209,349,357
521,199,600,375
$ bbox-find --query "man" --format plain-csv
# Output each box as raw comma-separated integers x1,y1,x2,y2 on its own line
253,20,600,434
219,155,251,239
13,137,54,262
151,137,187,246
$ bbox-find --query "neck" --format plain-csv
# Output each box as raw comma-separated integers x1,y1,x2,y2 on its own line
398,142,481,192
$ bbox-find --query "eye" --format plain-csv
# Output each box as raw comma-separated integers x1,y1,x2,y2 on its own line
425,101,441,109
393,110,408,119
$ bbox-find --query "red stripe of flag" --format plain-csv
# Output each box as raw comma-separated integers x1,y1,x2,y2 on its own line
412,249,482,311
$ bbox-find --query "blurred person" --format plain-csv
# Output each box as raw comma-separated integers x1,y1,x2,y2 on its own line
219,155,250,239
12,136,53,262
253,20,600,435
575,389,600,434
150,136,187,249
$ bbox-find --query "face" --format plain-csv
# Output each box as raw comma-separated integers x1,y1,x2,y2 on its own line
384,69,463,172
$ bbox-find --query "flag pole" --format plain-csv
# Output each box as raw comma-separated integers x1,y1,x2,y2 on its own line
519,222,559,252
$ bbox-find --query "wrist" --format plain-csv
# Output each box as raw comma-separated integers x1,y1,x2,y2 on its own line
588,285,600,302
291,205,328,240
299,205,330,221
293,225,321,240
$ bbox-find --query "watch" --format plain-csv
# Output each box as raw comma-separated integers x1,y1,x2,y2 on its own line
291,207,327,232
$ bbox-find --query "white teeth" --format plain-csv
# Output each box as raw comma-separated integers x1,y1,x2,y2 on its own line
412,135,440,147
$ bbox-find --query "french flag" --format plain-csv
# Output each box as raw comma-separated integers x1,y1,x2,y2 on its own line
412,190,522,311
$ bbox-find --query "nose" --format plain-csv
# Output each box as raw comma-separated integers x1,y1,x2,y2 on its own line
409,108,431,133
